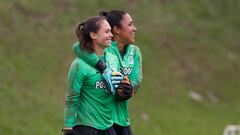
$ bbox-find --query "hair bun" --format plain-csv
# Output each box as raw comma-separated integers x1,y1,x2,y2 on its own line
99,11,109,17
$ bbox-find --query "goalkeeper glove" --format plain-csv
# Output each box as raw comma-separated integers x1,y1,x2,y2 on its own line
95,59,123,94
117,76,134,100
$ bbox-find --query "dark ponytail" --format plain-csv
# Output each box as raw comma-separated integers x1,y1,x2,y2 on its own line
99,10,126,29
99,11,109,17
76,22,84,43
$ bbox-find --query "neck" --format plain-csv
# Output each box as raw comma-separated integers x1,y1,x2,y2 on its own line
113,36,125,52
93,43,105,56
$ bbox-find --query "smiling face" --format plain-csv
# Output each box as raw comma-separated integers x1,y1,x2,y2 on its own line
93,20,113,48
117,13,137,45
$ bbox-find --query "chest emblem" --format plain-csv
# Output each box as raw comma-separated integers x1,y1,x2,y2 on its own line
129,56,134,65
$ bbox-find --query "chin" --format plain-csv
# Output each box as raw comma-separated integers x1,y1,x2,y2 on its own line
129,39,135,44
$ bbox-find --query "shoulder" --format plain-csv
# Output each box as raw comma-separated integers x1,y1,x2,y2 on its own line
106,52,117,59
128,44,141,55
105,52,119,70
128,44,138,49
72,41,80,49
105,52,118,63
70,58,91,75
72,41,81,56
71,58,85,66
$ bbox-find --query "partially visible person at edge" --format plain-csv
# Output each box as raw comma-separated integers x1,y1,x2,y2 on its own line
72,10,143,135
63,16,130,135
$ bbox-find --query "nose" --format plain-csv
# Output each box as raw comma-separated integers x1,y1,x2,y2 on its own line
133,25,137,31
110,32,113,38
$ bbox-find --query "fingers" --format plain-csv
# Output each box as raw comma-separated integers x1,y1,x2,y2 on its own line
118,89,123,92
112,80,121,85
111,72,130,91
117,88,130,100
114,84,119,88
112,71,123,77
111,72,124,81
63,127,73,130
123,76,129,81
121,80,130,85
111,76,123,88
117,89,127,98
111,72,124,89
111,76,124,81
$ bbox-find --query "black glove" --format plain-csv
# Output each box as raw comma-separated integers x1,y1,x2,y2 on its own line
117,76,134,100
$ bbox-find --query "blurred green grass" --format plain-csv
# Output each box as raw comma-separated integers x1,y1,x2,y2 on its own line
0,0,240,135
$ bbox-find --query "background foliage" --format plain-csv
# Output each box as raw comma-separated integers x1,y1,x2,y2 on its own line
0,0,240,135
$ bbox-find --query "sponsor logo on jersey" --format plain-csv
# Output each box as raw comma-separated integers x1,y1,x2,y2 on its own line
129,56,134,65
95,81,107,89
120,67,132,75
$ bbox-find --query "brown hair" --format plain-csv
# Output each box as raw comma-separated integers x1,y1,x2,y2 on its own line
76,16,106,53
99,10,127,31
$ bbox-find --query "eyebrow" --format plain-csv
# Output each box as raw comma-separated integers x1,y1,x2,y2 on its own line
105,28,111,31
129,21,133,24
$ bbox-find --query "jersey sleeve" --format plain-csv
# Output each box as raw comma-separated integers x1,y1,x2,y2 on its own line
73,42,100,67
129,47,143,92
64,60,84,127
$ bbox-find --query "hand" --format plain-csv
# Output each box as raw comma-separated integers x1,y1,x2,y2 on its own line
117,76,134,100
102,68,123,94
102,67,114,94
111,71,124,88
62,127,74,135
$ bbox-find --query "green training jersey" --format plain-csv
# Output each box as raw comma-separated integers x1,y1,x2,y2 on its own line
64,52,119,130
73,41,143,126
106,41,142,91
73,41,142,90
